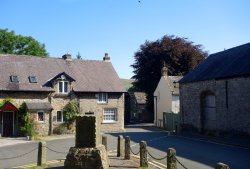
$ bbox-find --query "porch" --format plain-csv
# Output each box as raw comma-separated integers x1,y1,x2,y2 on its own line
0,101,19,137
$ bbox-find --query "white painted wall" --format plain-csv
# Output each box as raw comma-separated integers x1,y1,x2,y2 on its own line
154,76,172,127
172,95,180,114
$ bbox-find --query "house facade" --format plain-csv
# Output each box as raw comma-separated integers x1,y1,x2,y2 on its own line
154,66,182,127
0,53,125,137
179,43,250,135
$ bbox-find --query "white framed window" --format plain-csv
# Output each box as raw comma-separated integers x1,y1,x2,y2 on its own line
38,111,45,122
56,110,64,123
98,93,108,103
58,81,69,94
103,108,117,122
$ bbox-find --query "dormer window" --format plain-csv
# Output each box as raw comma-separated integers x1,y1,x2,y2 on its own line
10,75,19,83
29,76,37,83
58,81,69,94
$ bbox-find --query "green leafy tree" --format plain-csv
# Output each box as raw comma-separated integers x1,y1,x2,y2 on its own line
76,52,82,60
64,101,80,129
0,29,48,57
131,35,207,119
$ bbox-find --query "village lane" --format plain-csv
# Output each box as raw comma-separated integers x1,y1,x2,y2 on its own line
106,126,250,169
1,126,250,169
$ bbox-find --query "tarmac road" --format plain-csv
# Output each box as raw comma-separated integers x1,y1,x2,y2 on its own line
1,126,250,169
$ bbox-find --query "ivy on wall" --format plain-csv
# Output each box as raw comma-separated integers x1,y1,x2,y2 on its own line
19,103,35,136
0,98,13,107
64,101,80,129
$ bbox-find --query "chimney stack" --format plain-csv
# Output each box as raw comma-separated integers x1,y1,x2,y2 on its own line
103,53,110,62
62,53,72,60
161,63,168,77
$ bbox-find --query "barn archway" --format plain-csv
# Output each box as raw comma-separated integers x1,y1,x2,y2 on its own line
200,91,216,132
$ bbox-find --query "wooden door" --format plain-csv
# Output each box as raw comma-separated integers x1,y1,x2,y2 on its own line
2,112,13,137
202,95,216,131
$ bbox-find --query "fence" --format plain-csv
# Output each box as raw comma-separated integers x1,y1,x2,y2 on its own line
163,111,180,132
0,141,68,167
0,136,231,169
117,135,230,169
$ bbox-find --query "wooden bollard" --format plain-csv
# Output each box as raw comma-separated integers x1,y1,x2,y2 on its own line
167,148,177,169
140,141,148,168
117,135,124,157
102,135,107,151
125,136,130,159
37,141,46,166
215,163,230,169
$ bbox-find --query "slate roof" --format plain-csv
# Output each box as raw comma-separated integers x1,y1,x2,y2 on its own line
25,101,53,110
134,92,147,104
180,43,250,83
0,54,125,92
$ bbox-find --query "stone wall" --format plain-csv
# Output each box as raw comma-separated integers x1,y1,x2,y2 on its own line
50,95,72,133
0,91,49,105
180,77,250,135
78,93,124,132
30,110,50,135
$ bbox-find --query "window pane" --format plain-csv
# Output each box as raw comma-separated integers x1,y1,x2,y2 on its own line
57,111,62,122
59,81,63,93
98,93,108,103
64,82,68,93
38,112,44,121
103,109,117,122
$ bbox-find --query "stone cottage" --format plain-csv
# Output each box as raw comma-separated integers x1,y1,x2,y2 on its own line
179,43,250,135
154,66,182,127
130,92,150,122
0,53,125,137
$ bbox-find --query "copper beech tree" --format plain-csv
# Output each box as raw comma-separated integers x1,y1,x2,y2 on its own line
131,35,208,118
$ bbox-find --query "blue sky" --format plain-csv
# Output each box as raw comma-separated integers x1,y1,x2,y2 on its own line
1,0,250,79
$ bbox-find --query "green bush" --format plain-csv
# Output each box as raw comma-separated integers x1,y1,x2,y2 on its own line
64,101,80,129
53,124,68,135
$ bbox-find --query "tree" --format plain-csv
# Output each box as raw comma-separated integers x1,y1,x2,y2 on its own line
76,52,82,59
0,29,48,57
131,35,207,119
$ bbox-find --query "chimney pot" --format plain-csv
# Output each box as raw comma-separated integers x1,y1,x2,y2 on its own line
103,53,110,62
161,65,168,76
62,53,72,60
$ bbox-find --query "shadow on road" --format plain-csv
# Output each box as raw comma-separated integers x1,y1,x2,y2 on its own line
108,126,250,169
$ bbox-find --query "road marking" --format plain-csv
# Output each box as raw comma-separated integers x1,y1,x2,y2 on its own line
150,160,166,168
131,154,167,169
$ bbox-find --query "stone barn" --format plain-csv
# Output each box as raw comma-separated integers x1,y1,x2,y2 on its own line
179,43,250,135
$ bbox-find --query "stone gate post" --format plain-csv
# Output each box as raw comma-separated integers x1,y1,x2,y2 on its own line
140,141,148,168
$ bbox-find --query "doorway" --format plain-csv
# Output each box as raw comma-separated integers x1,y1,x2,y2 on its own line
2,112,14,137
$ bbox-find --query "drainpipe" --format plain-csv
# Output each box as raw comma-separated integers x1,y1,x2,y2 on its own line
48,92,53,135
154,96,158,126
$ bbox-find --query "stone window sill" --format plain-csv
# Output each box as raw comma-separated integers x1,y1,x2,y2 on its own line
102,121,117,124
55,93,69,97
97,102,108,105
